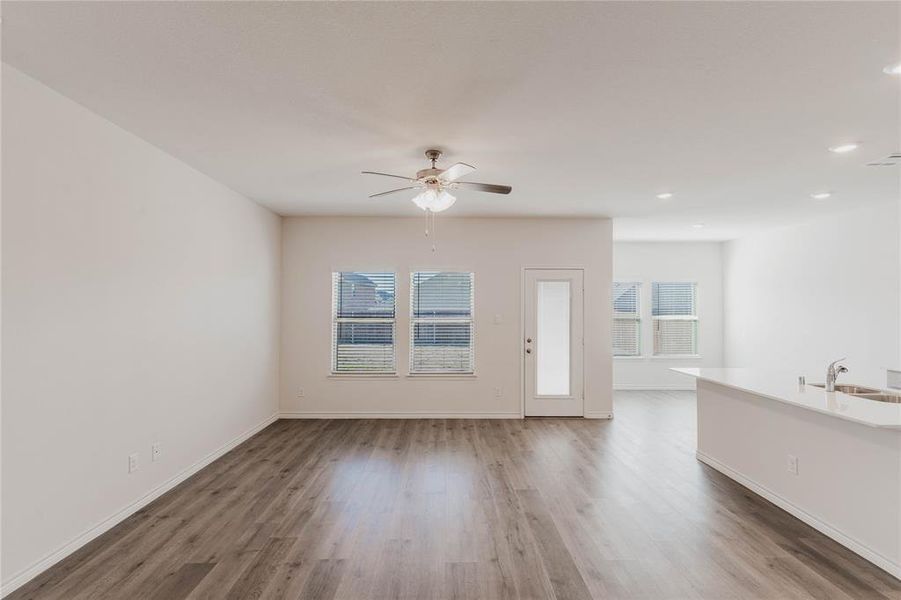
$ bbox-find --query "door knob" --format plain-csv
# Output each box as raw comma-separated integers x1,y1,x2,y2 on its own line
526,337,532,343
526,348,532,354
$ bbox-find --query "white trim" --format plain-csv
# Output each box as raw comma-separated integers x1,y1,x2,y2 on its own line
521,267,586,417
330,271,398,375
1,413,280,598
520,264,589,420
696,450,901,581
327,373,399,379
651,281,699,356
614,384,695,391
409,270,476,377
404,373,477,379
520,269,526,418
613,356,703,360
280,411,521,419
584,411,614,419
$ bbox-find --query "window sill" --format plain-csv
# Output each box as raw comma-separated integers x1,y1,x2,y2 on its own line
615,355,703,360
328,373,399,379
406,373,477,379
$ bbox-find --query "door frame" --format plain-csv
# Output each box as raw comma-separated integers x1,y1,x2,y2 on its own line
520,266,586,418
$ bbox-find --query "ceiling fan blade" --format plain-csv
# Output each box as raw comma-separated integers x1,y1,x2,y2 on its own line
369,186,417,198
362,171,418,182
439,162,476,182
455,182,512,194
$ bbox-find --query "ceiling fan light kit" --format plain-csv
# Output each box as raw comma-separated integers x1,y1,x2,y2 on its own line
412,188,457,212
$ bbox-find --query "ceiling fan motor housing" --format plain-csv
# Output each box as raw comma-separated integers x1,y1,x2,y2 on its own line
419,149,445,183
416,167,444,182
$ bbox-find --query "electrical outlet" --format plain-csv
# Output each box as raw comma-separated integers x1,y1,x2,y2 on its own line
786,454,799,475
297,388,305,398
493,314,502,324
128,453,139,473
494,387,502,398
152,443,161,462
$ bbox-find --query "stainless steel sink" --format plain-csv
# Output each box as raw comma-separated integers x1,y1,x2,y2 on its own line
810,383,881,394
809,382,901,403
852,393,901,404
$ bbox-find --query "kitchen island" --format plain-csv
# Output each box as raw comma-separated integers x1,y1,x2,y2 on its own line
674,367,901,580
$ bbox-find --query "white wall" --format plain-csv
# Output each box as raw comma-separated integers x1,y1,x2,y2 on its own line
723,202,900,383
1,65,281,591
280,216,613,418
613,242,724,389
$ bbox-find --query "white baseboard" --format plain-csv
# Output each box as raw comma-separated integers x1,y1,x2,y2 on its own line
614,384,695,391
279,411,521,419
584,411,613,419
1,413,280,598
696,451,901,581
280,411,615,419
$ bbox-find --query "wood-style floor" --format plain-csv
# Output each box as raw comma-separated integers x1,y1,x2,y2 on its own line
10,391,901,600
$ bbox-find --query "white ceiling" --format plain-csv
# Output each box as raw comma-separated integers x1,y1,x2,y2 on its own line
2,1,899,240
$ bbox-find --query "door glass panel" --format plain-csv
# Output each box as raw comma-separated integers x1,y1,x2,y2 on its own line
536,281,570,395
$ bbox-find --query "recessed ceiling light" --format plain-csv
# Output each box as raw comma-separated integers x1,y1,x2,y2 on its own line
828,143,859,154
883,62,901,75
656,192,673,200
810,191,832,200
692,223,705,229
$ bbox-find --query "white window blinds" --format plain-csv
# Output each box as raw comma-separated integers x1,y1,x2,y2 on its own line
612,282,641,356
652,282,698,356
410,271,474,373
331,272,396,373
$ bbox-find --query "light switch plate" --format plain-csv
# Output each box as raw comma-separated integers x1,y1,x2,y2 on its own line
887,369,901,390
786,454,799,475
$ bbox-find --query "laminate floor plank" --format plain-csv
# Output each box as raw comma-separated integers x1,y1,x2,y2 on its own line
148,563,215,600
8,392,900,600
516,489,592,600
297,558,347,600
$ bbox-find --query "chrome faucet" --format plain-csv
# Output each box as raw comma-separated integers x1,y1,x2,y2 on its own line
826,358,848,392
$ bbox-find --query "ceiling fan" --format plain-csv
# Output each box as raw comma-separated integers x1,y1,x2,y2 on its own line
362,149,512,213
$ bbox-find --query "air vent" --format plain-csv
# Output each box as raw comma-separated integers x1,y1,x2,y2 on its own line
866,152,900,167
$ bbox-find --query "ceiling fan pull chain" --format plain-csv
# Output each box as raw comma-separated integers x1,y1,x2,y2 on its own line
432,211,438,252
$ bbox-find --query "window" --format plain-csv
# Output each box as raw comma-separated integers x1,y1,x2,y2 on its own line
652,282,698,355
410,271,474,373
331,272,396,373
537,280,571,394
612,282,641,356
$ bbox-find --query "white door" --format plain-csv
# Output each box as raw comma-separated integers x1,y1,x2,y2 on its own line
523,269,584,416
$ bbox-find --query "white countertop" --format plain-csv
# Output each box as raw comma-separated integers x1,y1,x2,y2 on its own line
673,368,901,430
